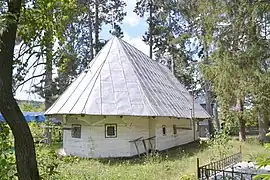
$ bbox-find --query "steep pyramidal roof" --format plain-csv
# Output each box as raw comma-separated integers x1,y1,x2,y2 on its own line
45,37,210,119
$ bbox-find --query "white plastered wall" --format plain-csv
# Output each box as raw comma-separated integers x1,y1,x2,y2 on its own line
62,115,198,158
154,117,197,151
62,115,150,158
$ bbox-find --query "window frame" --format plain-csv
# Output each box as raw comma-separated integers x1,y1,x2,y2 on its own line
173,124,177,135
71,124,81,139
162,125,166,136
105,124,117,138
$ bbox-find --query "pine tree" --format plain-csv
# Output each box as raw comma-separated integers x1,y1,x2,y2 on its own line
197,0,270,141
53,0,126,97
134,0,198,90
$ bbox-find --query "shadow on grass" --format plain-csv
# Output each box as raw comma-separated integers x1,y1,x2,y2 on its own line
96,140,209,166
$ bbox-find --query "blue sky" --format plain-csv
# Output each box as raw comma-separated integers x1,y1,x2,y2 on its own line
100,0,149,55
15,0,149,101
101,0,149,41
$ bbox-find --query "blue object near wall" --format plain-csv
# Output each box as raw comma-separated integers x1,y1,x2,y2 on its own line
0,112,59,123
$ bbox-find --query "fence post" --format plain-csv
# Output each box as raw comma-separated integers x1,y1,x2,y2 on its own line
197,158,200,179
240,145,242,161
231,165,234,179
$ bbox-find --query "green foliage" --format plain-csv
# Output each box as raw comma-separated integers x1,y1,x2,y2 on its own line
0,126,265,180
0,124,16,180
28,122,44,143
36,145,61,179
12,0,79,106
51,138,264,179
0,123,63,179
18,0,77,44
28,120,62,144
192,0,270,138
205,132,233,160
219,108,258,135
180,174,196,180
19,102,45,112
255,131,270,179
134,0,201,90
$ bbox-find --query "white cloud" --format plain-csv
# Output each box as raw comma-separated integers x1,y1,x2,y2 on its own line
123,0,142,27
124,15,140,27
123,32,149,56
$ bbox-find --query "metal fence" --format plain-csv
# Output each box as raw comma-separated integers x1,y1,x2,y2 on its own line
197,148,257,179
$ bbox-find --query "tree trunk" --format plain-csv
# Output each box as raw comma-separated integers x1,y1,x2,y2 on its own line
0,97,40,179
0,1,40,179
214,101,220,131
205,81,214,137
258,112,270,143
94,0,99,55
44,37,53,145
236,98,246,141
202,27,214,137
44,31,53,111
149,0,153,59
88,4,94,62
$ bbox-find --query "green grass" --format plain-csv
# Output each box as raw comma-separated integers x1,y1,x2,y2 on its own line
48,137,267,180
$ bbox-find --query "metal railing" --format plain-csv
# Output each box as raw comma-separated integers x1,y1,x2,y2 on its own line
197,147,257,179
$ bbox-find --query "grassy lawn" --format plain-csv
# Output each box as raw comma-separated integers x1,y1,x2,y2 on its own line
50,137,267,180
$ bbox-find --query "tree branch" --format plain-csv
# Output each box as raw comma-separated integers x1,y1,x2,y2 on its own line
13,51,42,83
13,73,46,92
33,62,46,68
16,43,41,60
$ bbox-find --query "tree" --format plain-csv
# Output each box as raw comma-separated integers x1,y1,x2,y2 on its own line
197,0,270,141
254,63,270,143
134,0,217,137
253,6,270,143
15,0,78,110
134,0,197,89
78,0,126,55
0,0,40,179
51,0,126,96
134,0,162,60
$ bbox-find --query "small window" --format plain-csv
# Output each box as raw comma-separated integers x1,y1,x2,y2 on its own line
71,124,81,138
173,125,177,135
162,125,166,136
105,124,117,138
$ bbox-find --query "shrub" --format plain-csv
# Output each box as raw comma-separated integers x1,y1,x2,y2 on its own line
255,131,270,180
0,123,63,179
205,131,233,160
0,123,16,179
28,122,44,143
29,121,62,144
36,144,61,179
